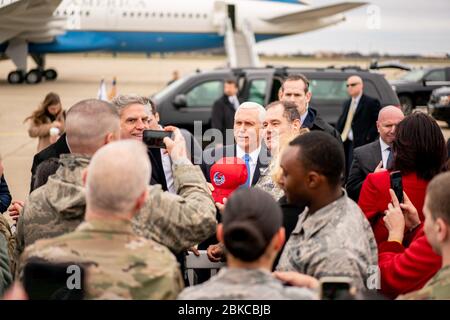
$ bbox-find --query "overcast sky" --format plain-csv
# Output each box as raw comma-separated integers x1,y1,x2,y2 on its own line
257,0,450,55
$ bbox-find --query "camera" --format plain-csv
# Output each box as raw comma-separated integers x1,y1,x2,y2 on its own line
143,129,173,148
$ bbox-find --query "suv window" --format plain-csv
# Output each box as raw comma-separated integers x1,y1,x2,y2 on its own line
248,79,267,105
309,79,348,100
186,80,223,107
425,70,446,82
308,78,380,102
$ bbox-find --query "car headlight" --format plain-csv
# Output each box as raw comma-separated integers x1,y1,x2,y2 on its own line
439,95,450,106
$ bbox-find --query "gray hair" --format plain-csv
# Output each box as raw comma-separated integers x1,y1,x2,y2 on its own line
86,140,151,216
65,99,120,155
236,101,266,123
111,94,155,116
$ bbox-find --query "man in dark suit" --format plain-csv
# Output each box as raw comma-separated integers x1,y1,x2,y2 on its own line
29,133,70,193
210,78,240,146
279,75,342,143
112,94,201,193
336,75,381,177
346,105,404,202
203,101,270,186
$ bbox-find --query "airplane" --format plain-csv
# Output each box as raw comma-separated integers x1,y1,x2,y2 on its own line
0,0,367,84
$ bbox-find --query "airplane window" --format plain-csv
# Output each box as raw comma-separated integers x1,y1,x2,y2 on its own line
123,12,127,17
130,12,134,17
86,11,90,17
160,13,164,17
55,11,59,15
196,13,200,18
188,13,192,18
203,14,207,19
152,12,156,17
138,12,141,17
63,10,67,15
186,80,223,108
145,12,149,17
71,10,75,15
168,13,171,17
181,13,185,18
174,13,178,18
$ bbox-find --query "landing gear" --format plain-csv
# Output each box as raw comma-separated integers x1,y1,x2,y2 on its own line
7,70,25,84
7,67,57,84
44,68,57,81
5,48,58,84
25,69,43,84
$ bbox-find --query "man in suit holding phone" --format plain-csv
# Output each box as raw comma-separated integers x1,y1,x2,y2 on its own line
112,94,202,193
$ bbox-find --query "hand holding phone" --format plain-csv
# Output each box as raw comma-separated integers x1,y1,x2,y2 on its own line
390,171,403,203
143,130,173,148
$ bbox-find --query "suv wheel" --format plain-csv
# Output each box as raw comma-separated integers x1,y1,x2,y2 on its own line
399,95,413,115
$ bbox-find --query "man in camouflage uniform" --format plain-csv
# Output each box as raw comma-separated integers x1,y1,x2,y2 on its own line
275,132,378,291
15,99,216,271
14,100,120,267
0,224,12,296
178,188,317,300
18,140,183,299
398,172,450,300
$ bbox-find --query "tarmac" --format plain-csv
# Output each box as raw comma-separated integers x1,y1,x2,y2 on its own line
1,53,449,203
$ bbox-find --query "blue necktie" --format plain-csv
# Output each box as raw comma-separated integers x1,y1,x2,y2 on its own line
386,147,394,170
243,154,251,187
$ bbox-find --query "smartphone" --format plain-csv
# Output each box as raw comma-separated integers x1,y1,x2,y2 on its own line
23,258,85,300
319,277,353,300
390,170,403,203
143,130,173,148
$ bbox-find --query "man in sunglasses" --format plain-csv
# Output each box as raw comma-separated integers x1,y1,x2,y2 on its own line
336,75,381,179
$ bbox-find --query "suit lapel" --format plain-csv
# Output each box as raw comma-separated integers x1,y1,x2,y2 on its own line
366,140,382,171
148,147,168,190
353,94,366,120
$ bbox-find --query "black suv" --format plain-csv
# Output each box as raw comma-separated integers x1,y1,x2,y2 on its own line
390,67,450,114
154,66,400,135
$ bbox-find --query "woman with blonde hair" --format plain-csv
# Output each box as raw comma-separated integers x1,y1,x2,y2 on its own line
24,92,65,152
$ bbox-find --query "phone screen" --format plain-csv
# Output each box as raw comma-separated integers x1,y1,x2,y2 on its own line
390,171,403,203
321,282,352,300
143,130,173,148
23,259,85,300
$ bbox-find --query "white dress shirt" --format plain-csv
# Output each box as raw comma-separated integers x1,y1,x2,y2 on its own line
379,137,391,169
160,149,176,194
228,96,240,110
236,144,262,185
300,108,308,126
347,93,362,142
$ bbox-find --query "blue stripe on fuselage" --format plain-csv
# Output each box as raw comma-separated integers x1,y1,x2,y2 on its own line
0,31,281,54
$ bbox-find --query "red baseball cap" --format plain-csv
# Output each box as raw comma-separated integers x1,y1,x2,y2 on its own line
210,157,248,204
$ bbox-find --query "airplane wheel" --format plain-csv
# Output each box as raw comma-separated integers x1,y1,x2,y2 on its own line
25,69,43,84
44,69,57,81
7,70,25,84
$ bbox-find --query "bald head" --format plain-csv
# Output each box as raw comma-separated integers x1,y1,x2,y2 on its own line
346,75,363,98
66,99,120,155
85,140,151,217
377,106,405,145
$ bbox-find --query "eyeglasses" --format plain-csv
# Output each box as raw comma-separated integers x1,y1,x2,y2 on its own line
346,83,360,88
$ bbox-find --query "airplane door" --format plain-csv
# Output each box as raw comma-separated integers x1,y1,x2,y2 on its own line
227,4,236,31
